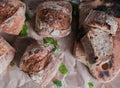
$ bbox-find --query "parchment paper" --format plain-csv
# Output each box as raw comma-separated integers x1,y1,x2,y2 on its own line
0,0,120,88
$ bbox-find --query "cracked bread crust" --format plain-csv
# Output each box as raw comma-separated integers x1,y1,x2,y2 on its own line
0,1,26,35
35,1,72,37
20,42,49,74
83,10,118,35
80,12,119,82
75,0,120,83
20,42,61,86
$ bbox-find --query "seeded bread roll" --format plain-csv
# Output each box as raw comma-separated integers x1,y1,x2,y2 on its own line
20,42,61,86
0,36,15,74
72,0,120,83
80,10,119,82
35,1,72,37
0,0,26,35
88,31,120,83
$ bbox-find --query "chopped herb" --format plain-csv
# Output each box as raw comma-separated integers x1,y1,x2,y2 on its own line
59,63,68,74
44,37,57,46
87,61,92,68
25,13,31,21
19,25,28,36
53,79,62,87
69,1,79,17
10,61,15,67
88,82,94,88
53,45,60,53
44,37,60,53
20,0,25,2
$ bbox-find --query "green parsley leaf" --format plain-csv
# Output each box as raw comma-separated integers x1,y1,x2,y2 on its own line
10,61,15,67
87,61,92,68
69,1,79,17
25,13,31,21
59,63,68,74
88,82,94,88
53,79,62,87
53,45,60,53
19,25,28,36
20,0,25,2
44,37,57,46
44,37,60,53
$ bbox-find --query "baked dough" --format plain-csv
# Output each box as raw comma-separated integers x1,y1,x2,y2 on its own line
0,1,26,35
20,41,61,86
35,1,72,37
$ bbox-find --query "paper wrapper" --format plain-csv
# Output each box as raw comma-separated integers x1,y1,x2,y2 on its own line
0,0,120,88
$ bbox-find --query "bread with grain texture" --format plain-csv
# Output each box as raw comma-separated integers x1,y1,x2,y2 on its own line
0,1,26,35
0,36,15,74
88,31,120,83
20,42,61,86
72,0,120,83
35,1,72,37
80,10,119,82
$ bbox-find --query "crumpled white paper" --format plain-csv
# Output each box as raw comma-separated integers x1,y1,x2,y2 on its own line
0,0,120,88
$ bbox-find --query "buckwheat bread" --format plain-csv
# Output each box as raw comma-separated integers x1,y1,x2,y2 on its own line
35,1,72,37
0,0,26,35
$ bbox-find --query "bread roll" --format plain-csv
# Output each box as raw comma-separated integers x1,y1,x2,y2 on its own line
0,1,26,35
72,0,120,83
35,1,72,37
0,36,15,74
80,10,119,83
20,42,61,86
87,31,120,83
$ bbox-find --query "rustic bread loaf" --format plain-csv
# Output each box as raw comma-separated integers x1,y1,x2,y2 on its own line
72,0,120,83
80,10,119,82
20,42,61,86
0,36,15,74
89,31,120,83
81,27,113,64
0,1,26,35
35,1,72,37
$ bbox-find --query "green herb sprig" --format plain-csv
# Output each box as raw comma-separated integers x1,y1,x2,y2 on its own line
87,61,92,68
53,79,62,87
59,63,68,75
10,61,15,67
19,25,28,36
43,37,60,53
88,82,94,88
